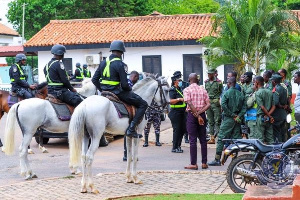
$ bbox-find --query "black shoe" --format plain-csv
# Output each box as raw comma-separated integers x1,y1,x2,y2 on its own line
208,159,221,166
155,134,162,146
99,135,109,147
143,135,149,147
123,156,127,161
0,139,2,147
176,147,183,153
126,122,143,138
171,148,177,153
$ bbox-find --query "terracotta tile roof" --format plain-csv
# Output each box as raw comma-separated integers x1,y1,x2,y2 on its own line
24,13,213,47
0,23,19,36
0,46,36,57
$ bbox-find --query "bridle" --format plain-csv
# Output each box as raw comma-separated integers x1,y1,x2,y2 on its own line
148,80,169,113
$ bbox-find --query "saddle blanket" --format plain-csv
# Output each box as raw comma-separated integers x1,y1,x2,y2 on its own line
113,101,129,118
49,101,72,121
8,95,19,108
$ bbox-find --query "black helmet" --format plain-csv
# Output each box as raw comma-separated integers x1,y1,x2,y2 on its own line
83,64,87,68
15,53,27,62
76,62,81,67
173,71,182,78
110,40,126,52
51,44,66,55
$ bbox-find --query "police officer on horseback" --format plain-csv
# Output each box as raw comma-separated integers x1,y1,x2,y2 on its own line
9,53,36,98
83,64,91,78
92,40,148,138
72,63,84,82
44,44,82,107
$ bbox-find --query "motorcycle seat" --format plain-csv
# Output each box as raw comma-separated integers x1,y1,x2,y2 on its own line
237,139,282,153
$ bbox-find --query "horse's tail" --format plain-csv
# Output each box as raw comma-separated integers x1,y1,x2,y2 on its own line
4,103,18,155
69,102,86,167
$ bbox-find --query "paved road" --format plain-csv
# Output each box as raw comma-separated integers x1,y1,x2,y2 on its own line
0,114,233,199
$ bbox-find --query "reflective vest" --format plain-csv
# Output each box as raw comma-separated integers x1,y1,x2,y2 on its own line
10,64,26,82
45,60,64,86
170,87,186,108
100,57,121,86
76,68,84,79
83,69,91,78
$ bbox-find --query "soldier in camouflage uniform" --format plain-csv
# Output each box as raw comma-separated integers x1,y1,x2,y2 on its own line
143,101,162,147
205,69,223,144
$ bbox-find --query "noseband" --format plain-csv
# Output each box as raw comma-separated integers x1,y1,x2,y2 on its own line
148,80,169,113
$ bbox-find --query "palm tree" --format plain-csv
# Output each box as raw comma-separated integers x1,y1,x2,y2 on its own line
200,0,300,76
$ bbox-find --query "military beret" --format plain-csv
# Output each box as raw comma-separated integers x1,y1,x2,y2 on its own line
207,69,215,74
270,74,282,81
173,71,182,77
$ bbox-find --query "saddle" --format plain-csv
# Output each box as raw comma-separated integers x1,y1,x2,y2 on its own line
7,92,21,108
101,91,135,121
46,94,74,121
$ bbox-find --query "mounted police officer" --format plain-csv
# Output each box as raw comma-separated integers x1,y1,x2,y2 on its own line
44,44,82,107
83,64,91,78
72,63,84,81
9,53,36,98
92,40,148,138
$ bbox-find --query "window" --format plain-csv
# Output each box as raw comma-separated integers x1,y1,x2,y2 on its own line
62,58,73,76
142,55,162,76
224,64,234,83
183,54,203,85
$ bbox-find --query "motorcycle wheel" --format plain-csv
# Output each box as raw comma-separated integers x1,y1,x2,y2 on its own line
227,154,262,193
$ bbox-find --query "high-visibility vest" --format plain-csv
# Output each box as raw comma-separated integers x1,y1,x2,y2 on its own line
45,60,64,86
10,64,26,82
84,69,91,78
76,68,84,79
170,87,186,108
100,57,121,86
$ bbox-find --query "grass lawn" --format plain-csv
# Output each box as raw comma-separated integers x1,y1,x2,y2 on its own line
119,194,243,200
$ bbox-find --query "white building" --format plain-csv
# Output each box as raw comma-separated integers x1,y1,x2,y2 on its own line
24,12,235,85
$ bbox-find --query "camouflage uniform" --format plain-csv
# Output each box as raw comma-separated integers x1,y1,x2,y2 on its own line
143,102,162,147
205,75,223,143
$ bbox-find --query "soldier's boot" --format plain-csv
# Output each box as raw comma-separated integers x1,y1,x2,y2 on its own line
0,139,3,147
208,159,221,166
184,133,189,143
207,135,215,144
126,121,143,138
99,135,109,147
143,134,149,147
155,134,162,146
123,150,127,161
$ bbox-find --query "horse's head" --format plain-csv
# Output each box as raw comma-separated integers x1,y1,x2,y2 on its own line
153,76,170,113
35,82,48,99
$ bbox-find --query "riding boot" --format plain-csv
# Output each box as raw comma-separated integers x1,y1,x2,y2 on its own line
143,134,149,147
123,136,127,161
99,135,109,147
184,133,189,143
0,139,2,147
155,134,162,146
126,121,143,138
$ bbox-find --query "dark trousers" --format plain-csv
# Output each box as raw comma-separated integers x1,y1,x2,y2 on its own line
117,91,148,124
186,112,207,165
168,108,185,149
14,87,34,99
273,120,286,142
48,87,82,107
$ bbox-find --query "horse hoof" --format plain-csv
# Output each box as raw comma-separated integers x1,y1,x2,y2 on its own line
28,149,34,154
75,171,82,176
1,147,5,152
126,178,134,183
42,148,48,153
81,188,87,193
25,175,32,180
31,173,38,178
134,180,143,184
92,189,100,194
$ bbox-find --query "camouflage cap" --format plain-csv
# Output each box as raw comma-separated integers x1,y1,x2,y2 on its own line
207,69,215,74
270,74,282,81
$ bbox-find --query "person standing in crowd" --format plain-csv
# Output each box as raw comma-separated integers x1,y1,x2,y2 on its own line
83,64,91,78
169,76,186,153
208,77,246,166
123,70,141,161
173,71,189,143
271,74,288,142
278,69,292,101
205,69,223,144
263,70,273,91
254,76,275,144
9,54,36,98
72,62,84,82
245,83,257,139
222,72,242,96
293,72,300,122
184,73,210,170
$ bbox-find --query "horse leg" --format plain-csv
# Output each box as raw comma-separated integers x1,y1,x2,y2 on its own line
86,133,102,194
126,136,134,183
132,138,142,184
19,132,35,180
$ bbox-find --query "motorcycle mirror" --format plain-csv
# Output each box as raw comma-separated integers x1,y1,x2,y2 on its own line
286,114,292,123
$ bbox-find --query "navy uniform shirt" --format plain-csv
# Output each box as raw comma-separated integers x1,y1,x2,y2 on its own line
169,86,186,111
9,63,29,90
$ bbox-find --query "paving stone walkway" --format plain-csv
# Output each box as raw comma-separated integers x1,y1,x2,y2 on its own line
0,170,232,200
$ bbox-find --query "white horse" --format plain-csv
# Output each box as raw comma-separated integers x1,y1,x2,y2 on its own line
68,76,170,193
3,79,96,180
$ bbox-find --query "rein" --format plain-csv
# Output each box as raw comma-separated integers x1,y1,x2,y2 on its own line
147,80,169,113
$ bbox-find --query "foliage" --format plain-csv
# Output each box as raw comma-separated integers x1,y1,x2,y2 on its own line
200,0,300,77
7,0,220,40
272,0,300,9
121,194,243,200
6,56,38,70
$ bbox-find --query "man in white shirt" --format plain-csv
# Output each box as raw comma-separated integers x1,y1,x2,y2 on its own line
293,72,300,122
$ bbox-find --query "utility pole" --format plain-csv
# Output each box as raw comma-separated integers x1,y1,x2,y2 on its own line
22,3,26,44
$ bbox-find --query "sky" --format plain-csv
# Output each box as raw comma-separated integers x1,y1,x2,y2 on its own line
0,0,14,29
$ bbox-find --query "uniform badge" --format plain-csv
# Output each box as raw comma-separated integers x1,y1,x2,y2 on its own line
13,66,17,72
60,62,65,70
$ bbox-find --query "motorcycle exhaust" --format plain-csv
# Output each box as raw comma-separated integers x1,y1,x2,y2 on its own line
236,167,257,179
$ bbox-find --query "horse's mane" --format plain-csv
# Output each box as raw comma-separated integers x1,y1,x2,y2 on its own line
36,82,48,90
132,76,155,91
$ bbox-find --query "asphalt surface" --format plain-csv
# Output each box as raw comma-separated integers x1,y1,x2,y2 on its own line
0,114,229,187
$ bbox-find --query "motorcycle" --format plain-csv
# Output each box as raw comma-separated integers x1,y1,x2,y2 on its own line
222,123,300,193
